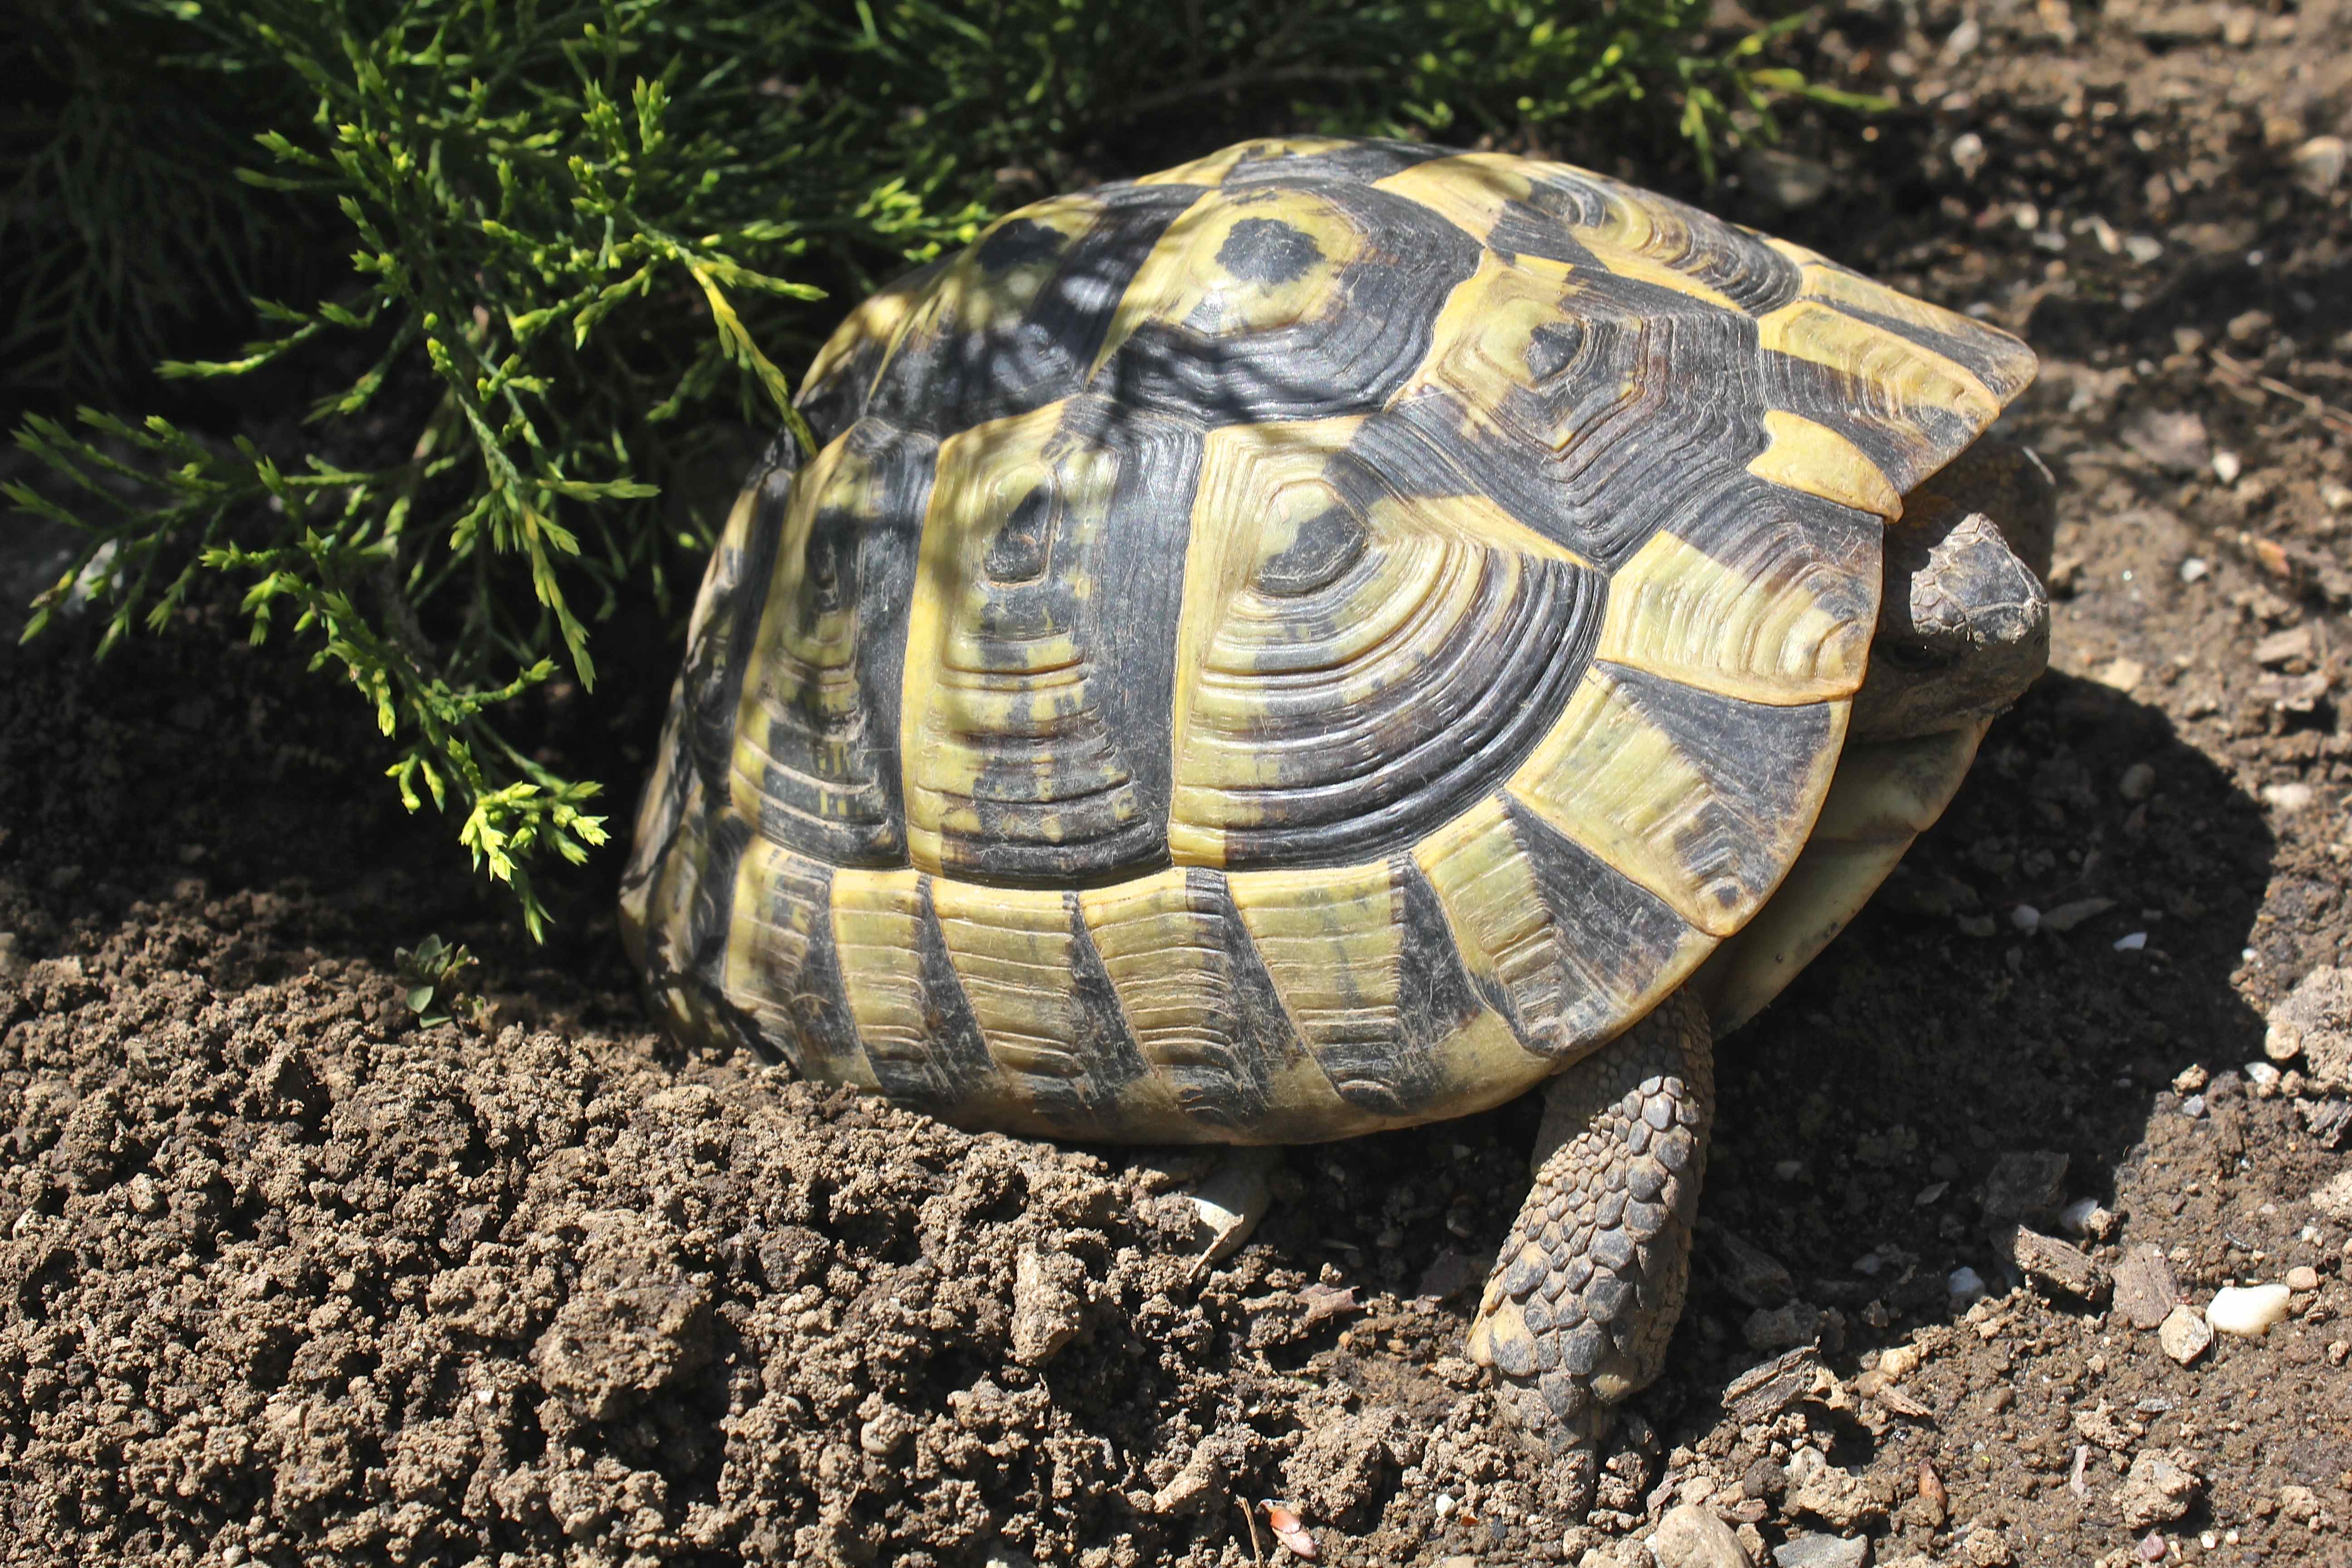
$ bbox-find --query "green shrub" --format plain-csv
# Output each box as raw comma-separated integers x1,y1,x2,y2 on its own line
8,0,1848,936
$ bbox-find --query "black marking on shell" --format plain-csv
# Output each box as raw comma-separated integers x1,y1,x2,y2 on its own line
1095,185,1483,426
1501,798,1699,1054
1391,271,1768,569
1037,893,1154,1128
1759,348,1980,496
1172,868,1291,1130
927,396,1204,884
865,185,1200,438
1219,138,1455,188
859,878,997,1117
1214,217,1326,285
744,418,934,867
1601,662,1838,916
1520,164,1804,317
797,259,949,447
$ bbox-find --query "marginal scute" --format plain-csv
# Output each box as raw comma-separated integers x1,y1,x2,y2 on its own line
1749,409,1905,521
929,879,1148,1131
1594,513,1874,707
722,838,869,1087
1078,867,1290,1133
828,868,998,1117
1759,299,2002,494
1508,664,1844,937
1767,237,2037,403
1168,416,1603,869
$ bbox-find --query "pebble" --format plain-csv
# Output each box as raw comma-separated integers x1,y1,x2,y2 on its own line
2009,904,2040,934
1772,1532,1868,1568
2212,451,2242,485
1949,132,1987,179
2207,1283,2291,1337
2114,932,2148,952
2252,624,2317,669
2003,1225,2105,1298
2117,1449,2203,1529
2158,1303,2213,1364
2261,782,2317,813
2176,557,2210,584
2059,1196,2118,1239
2287,1265,2321,1292
2117,1241,2182,1335
2293,135,2348,195
2118,762,2156,800
2092,656,2146,694
1652,1503,1752,1568
1948,1266,1987,1306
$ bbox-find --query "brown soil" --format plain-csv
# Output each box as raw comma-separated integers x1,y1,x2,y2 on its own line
5,0,2352,1563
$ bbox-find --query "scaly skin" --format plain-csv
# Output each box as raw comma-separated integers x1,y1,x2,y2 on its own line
1466,990,1714,1510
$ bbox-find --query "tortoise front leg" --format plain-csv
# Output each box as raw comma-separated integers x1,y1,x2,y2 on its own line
1467,990,1714,1512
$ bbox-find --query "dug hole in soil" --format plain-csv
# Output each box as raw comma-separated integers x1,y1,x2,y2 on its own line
6,1,2352,1563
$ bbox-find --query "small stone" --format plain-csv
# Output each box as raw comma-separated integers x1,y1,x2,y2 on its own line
2315,1169,2352,1221
2252,624,2317,669
2207,1283,2290,1336
1652,1503,1752,1568
1721,1347,1832,1423
1982,1151,2069,1222
2000,1225,2106,1299
1787,1450,1881,1532
2058,1196,2118,1240
1186,1147,1279,1261
2177,557,2210,584
2287,1265,2321,1292
1960,1530,2013,1568
2118,762,2156,801
1772,1532,1868,1568
2116,1449,2203,1529
1947,1265,1987,1305
2092,657,2146,694
2158,1303,2213,1364
2262,781,2318,814
1949,132,1987,179
2213,450,2242,485
1010,1245,1090,1366
2264,967,2352,1085
2293,135,2348,195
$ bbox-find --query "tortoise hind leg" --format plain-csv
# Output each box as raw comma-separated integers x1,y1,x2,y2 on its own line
1467,990,1714,1512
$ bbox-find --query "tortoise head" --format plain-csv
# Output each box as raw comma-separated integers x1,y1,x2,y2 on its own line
1851,438,2057,741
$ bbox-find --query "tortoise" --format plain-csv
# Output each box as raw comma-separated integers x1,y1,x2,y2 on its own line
620,136,2050,1502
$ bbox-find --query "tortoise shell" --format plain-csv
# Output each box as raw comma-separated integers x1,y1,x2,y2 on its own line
621,137,2035,1144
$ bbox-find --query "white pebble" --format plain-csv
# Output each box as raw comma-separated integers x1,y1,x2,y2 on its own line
2207,1283,2292,1337
2213,451,2242,485
2011,904,2042,934
2180,1094,2206,1118
2115,932,2149,952
1949,1265,1987,1304
1434,1493,1456,1518
2245,1062,2282,1088
2058,1196,2104,1235
2177,557,2210,584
